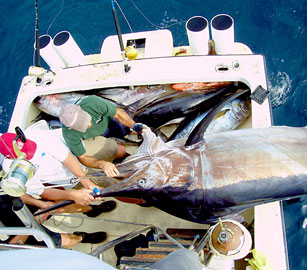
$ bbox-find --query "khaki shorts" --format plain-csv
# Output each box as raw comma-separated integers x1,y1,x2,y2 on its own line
83,136,118,162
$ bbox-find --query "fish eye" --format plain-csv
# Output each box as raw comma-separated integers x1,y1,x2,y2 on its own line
137,179,146,187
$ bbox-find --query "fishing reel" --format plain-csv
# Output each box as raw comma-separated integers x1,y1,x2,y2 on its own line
208,218,252,260
125,40,138,60
0,127,36,197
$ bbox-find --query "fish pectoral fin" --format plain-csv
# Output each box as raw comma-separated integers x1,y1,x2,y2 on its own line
214,109,228,119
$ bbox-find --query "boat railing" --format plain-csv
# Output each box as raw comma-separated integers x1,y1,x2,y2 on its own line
0,197,56,249
90,223,212,262
90,224,185,259
0,242,46,250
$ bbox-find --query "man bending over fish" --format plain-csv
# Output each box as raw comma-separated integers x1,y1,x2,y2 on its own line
60,95,144,177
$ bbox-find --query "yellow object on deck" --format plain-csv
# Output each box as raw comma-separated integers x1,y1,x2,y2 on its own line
125,45,138,60
247,249,273,270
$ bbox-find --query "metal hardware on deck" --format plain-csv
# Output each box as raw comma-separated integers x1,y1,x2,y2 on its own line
232,60,240,70
90,225,184,258
0,242,44,250
250,85,270,104
215,64,230,72
188,234,200,250
193,230,210,254
0,220,9,241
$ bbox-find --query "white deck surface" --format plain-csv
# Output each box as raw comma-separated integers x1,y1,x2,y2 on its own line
44,198,208,266
255,202,288,270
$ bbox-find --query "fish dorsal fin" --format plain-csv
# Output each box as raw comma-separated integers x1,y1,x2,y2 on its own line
185,88,250,147
136,128,171,156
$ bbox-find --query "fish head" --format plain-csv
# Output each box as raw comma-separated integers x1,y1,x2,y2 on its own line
101,148,195,201
130,150,194,188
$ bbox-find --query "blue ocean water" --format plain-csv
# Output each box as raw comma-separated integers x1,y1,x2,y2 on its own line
0,0,306,268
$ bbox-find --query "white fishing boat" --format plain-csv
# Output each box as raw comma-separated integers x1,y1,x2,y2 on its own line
0,1,292,270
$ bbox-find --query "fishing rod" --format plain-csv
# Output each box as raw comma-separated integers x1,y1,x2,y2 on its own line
33,168,135,216
29,173,104,216
33,188,99,216
34,0,41,67
111,0,130,73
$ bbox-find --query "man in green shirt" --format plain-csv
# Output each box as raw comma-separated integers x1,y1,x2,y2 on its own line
60,95,138,177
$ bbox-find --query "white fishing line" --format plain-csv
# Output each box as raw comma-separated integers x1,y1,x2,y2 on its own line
46,0,65,35
32,0,65,66
114,0,134,33
129,0,186,29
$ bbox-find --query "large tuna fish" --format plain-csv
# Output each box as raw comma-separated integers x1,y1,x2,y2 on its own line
168,89,251,141
133,84,239,129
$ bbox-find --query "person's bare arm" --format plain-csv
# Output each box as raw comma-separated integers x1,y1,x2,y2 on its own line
21,193,55,209
113,108,135,128
114,108,147,134
8,235,29,244
77,154,119,177
40,188,96,206
62,152,99,190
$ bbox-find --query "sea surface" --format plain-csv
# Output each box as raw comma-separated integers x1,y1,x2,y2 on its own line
0,0,306,268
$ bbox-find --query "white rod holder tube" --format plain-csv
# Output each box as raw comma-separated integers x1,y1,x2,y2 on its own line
36,35,67,71
186,16,210,55
53,31,87,67
210,14,235,54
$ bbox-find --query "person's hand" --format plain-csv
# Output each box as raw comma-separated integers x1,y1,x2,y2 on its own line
38,200,56,209
99,160,119,177
132,123,147,134
34,212,51,224
68,189,97,205
35,201,55,223
80,178,100,192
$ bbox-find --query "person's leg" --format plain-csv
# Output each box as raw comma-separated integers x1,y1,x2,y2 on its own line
30,197,92,216
60,233,82,248
40,229,107,248
55,204,92,214
25,225,62,248
48,201,116,218
114,144,126,159
27,225,107,248
84,136,125,161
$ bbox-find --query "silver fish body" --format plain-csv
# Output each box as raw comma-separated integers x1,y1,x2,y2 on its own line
97,85,166,109
205,97,251,134
170,96,251,140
